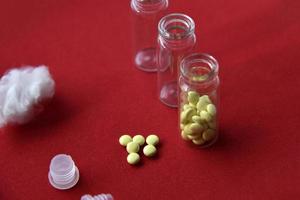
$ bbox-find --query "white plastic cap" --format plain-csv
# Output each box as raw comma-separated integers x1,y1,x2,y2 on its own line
48,154,80,190
81,194,114,200
81,195,94,200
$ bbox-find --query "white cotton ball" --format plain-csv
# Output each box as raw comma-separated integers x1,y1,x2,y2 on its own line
0,65,55,127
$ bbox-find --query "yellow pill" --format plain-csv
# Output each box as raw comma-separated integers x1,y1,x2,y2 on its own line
188,103,197,109
143,145,157,157
180,123,185,130
126,142,140,153
196,101,206,111
133,135,145,146
200,111,212,122
146,135,159,146
127,153,140,165
192,138,206,145
192,115,202,124
202,129,216,141
119,135,132,146
181,131,189,141
189,123,203,134
206,104,216,116
187,91,199,105
183,124,193,135
180,110,187,124
200,95,211,103
183,104,191,110
197,95,211,111
183,104,196,110
180,107,196,124
192,74,209,82
188,134,201,140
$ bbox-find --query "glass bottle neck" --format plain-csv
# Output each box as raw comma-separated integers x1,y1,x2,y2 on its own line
180,53,219,87
131,0,168,13
158,13,196,49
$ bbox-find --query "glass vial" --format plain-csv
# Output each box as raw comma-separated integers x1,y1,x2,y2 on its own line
178,53,219,147
131,0,168,72
157,13,196,107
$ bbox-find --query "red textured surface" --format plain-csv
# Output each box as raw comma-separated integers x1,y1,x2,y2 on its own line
0,0,299,199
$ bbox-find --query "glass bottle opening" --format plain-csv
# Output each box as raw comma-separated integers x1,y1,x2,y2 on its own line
180,53,219,83
136,0,164,3
158,13,195,40
132,0,168,13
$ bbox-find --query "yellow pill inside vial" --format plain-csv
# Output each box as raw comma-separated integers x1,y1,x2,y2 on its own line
133,135,145,146
189,123,203,134
192,74,209,82
181,131,189,141
206,104,217,116
183,104,191,110
192,138,206,145
188,134,202,140
127,153,140,165
187,91,199,105
180,110,188,124
180,108,196,124
197,95,211,111
180,123,185,130
202,129,216,141
183,124,193,135
126,142,140,153
200,111,212,122
146,135,159,146
188,103,197,109
183,104,196,111
192,115,202,124
200,95,212,104
119,135,132,146
196,100,206,111
143,145,157,157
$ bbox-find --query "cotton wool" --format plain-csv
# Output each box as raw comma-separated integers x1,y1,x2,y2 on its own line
0,65,55,127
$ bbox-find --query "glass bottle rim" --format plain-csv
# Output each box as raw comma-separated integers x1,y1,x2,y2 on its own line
180,53,219,83
132,0,168,13
135,0,164,3
158,13,195,40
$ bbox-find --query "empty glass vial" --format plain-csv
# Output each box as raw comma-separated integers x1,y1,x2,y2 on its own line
157,13,196,107
179,53,219,147
131,0,168,72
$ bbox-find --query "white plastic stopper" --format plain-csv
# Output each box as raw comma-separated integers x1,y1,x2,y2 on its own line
48,154,80,190
81,194,114,200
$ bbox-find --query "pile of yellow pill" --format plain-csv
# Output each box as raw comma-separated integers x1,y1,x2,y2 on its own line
119,134,159,165
180,91,217,146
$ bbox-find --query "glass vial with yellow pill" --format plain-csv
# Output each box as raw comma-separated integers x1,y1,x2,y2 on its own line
131,0,168,72
178,53,220,147
157,13,196,107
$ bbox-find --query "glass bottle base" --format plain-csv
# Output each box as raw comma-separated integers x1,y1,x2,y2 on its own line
135,47,157,72
159,80,178,108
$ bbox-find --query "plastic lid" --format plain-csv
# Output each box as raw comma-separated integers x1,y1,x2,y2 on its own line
81,194,114,200
48,154,80,190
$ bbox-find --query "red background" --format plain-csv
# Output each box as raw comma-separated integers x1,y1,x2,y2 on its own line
0,0,299,199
